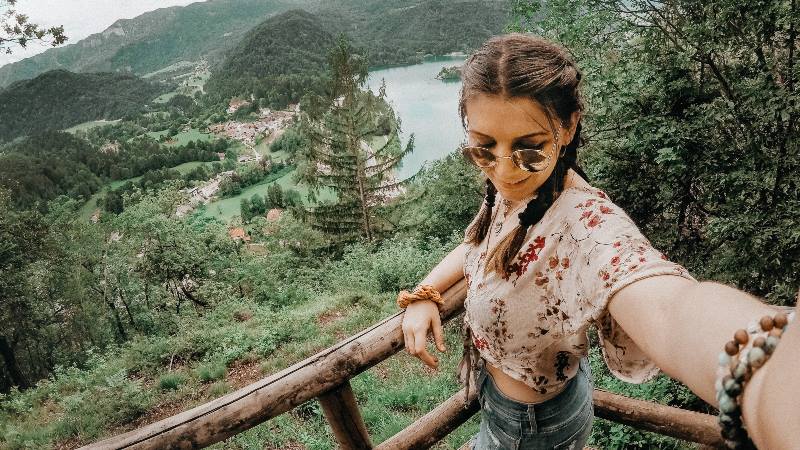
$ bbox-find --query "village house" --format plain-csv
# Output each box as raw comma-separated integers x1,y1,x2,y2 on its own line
266,208,284,222
228,227,251,243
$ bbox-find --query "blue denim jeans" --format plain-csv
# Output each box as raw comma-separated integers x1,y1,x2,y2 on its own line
469,357,594,450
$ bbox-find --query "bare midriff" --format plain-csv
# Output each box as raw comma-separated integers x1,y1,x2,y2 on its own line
485,361,567,403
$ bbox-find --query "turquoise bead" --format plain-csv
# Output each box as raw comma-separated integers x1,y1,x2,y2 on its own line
719,413,741,427
764,336,780,354
719,393,739,414
723,378,742,396
733,362,748,381
748,347,766,368
718,352,731,367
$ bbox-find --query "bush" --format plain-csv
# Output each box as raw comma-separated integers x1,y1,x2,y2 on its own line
158,373,187,391
323,235,458,294
196,363,227,383
208,381,231,397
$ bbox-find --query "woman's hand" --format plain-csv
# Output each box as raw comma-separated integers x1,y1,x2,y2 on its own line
402,300,447,369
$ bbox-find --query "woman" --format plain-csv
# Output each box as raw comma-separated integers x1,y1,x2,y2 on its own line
400,34,799,449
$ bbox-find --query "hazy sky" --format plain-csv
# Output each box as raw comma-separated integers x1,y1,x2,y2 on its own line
0,0,203,67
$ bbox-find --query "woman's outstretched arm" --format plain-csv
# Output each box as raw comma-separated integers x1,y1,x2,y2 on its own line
607,276,799,448
402,242,469,369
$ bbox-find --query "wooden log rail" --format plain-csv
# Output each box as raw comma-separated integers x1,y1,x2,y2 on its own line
84,279,725,449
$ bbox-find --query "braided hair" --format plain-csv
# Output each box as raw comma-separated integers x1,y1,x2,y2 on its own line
461,34,589,278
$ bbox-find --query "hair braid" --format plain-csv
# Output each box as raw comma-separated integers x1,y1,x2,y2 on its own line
465,179,497,245
489,156,568,277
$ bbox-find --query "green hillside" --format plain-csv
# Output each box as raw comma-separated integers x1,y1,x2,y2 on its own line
204,9,335,107
0,70,166,142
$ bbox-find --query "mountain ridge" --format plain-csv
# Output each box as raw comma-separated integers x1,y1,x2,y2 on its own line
0,0,299,87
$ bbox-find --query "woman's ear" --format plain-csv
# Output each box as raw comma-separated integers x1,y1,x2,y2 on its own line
562,110,582,146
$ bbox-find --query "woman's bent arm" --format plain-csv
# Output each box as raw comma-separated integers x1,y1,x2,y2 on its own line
418,242,469,294
608,277,799,447
402,242,469,369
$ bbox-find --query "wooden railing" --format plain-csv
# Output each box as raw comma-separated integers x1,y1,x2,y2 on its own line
84,280,725,449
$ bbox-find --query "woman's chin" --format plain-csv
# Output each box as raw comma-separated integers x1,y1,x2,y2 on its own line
493,177,538,200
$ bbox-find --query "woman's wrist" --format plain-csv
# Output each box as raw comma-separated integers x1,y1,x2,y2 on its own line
741,307,799,448
396,284,443,309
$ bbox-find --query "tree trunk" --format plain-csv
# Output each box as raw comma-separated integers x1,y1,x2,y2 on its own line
0,335,28,390
106,300,128,342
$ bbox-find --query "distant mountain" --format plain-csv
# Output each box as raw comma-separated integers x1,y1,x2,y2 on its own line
0,0,510,89
0,70,166,142
205,1,511,105
319,0,511,67
204,9,335,106
0,0,301,87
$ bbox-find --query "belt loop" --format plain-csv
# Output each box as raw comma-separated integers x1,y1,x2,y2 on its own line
527,404,537,433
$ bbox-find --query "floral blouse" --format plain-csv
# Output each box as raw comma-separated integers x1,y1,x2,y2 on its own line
461,183,696,396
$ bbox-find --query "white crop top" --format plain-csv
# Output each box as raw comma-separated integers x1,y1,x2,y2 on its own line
461,183,696,395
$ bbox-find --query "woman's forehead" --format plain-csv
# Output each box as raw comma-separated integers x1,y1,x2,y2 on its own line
464,94,552,137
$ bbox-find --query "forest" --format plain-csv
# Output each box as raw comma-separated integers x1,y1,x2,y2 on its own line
0,0,798,449
0,70,168,141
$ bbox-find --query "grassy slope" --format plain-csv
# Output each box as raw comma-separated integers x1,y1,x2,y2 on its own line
199,167,337,222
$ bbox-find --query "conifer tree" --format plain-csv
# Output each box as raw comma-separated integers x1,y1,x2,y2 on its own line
296,35,414,242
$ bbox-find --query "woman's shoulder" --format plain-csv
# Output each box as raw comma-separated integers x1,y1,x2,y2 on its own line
553,177,637,234
555,175,613,214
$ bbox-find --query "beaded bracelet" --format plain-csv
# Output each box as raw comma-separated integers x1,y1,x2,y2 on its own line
716,310,796,449
396,284,443,309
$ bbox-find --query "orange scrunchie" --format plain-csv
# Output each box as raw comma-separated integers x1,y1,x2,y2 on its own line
396,284,443,309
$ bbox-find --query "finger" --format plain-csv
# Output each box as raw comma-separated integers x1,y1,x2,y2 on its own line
417,347,439,369
414,328,428,356
406,329,415,355
432,315,446,352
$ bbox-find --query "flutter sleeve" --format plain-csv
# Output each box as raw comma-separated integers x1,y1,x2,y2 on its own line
564,189,697,383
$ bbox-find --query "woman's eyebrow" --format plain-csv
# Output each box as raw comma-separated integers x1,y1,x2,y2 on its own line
470,130,549,140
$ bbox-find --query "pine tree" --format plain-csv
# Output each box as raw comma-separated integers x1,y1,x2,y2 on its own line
296,35,414,242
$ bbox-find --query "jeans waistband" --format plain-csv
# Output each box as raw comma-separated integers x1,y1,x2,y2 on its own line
477,357,591,423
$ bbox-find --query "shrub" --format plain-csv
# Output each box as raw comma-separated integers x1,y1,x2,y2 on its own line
208,381,231,397
158,373,187,391
196,363,227,383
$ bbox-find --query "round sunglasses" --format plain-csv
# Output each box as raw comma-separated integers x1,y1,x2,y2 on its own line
460,145,552,172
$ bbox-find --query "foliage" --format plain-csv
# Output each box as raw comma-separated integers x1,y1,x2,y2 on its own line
269,124,308,156
393,150,484,244
0,0,66,54
316,0,511,68
240,184,301,223
218,162,293,198
158,373,187,391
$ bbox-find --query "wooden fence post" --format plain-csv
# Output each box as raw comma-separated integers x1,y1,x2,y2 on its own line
318,381,372,449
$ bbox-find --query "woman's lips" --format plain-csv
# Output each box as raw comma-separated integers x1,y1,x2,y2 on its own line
497,177,529,188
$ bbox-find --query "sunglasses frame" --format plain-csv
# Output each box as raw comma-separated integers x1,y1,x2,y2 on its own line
460,145,553,172
462,111,564,172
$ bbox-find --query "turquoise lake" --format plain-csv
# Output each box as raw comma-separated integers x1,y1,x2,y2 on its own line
366,56,467,179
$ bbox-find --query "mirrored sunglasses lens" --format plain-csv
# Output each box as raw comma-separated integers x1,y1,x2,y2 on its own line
462,147,495,167
512,149,548,172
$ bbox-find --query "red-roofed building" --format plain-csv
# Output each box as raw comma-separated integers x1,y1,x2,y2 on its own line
266,208,284,222
228,227,251,242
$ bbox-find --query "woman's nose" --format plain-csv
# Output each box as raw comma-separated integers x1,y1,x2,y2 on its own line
492,151,519,179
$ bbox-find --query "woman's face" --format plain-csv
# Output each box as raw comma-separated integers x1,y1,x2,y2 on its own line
464,94,578,203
